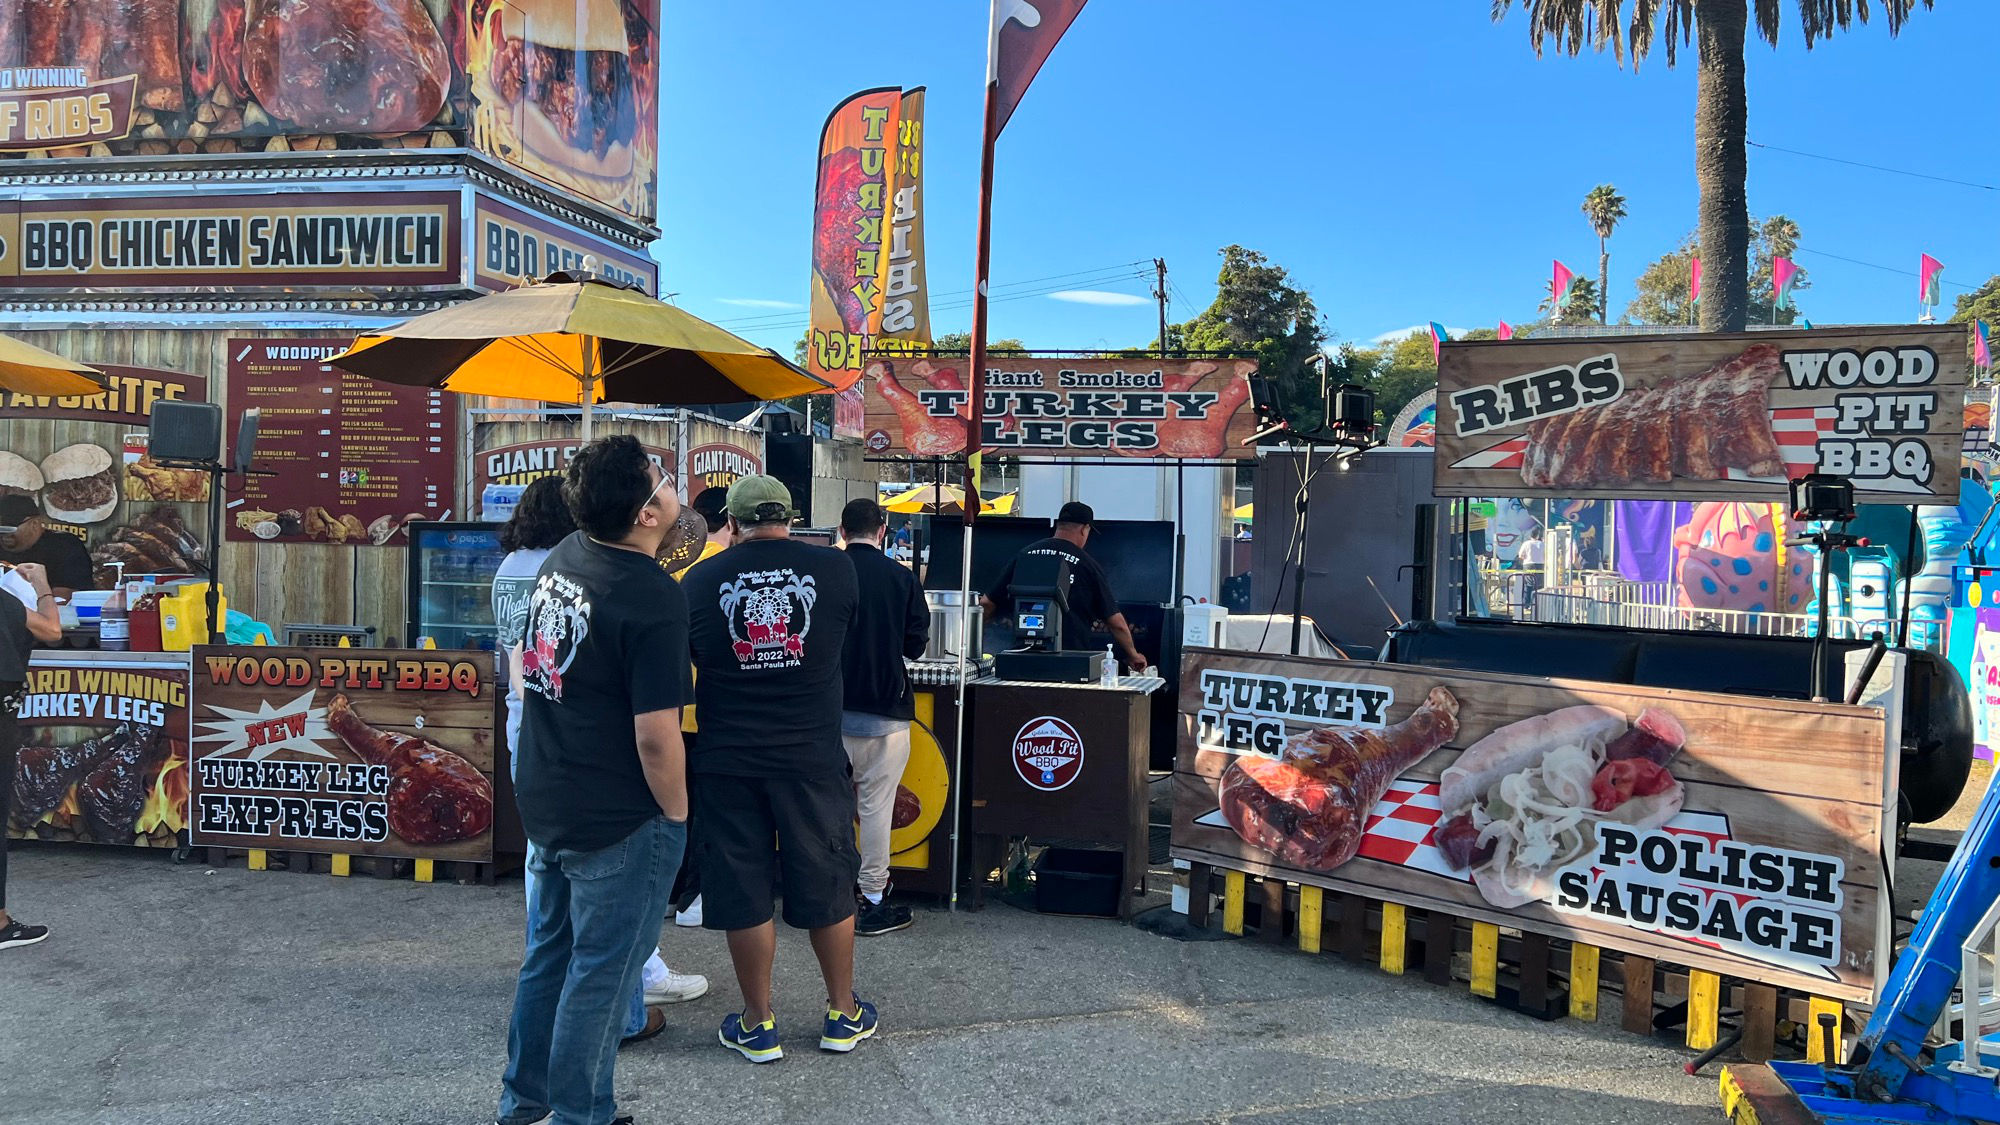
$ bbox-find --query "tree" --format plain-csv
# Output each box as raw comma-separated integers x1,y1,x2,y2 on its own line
1581,184,1627,323
1625,215,1807,325
1950,275,2000,327
930,332,1027,355
1168,245,1327,426
1539,275,1602,324
1496,1,1929,333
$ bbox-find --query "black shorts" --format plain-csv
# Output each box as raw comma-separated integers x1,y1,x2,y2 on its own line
692,769,860,931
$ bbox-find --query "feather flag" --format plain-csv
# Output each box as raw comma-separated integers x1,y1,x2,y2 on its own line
1428,321,1448,362
1920,253,1945,306
1551,260,1575,308
990,0,1090,136
1977,321,1992,369
1497,320,1513,341
1689,256,1701,303
1772,257,1800,310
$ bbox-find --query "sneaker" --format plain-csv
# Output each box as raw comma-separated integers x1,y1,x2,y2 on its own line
644,968,709,1004
673,896,703,928
820,996,878,1053
0,920,49,950
718,1012,783,1063
854,898,912,937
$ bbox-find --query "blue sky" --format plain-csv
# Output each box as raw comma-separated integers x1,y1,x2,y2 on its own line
656,2,1997,356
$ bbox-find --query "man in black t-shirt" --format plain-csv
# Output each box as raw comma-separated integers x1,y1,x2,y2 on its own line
683,475,873,1063
981,501,1147,671
498,436,694,1125
0,496,93,596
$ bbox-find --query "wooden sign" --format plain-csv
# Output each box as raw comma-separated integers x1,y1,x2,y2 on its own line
1170,649,1895,1003
6,653,190,849
1433,325,1967,502
187,646,496,862
860,354,1259,459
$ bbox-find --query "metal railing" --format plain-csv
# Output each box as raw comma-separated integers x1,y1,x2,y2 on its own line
1525,582,1947,652
1938,893,2000,1077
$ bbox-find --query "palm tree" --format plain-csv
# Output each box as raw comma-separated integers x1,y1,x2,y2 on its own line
1495,1,1929,333
1581,184,1627,323
1540,276,1602,324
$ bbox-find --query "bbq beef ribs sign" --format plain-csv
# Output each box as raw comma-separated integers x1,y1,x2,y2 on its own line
862,355,1259,459
188,646,496,862
7,656,191,849
1434,326,1967,502
1171,650,1896,1002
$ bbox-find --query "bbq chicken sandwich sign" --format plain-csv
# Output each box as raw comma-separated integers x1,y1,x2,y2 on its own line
1433,326,1967,503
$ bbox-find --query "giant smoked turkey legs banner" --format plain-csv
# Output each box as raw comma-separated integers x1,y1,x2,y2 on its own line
1432,324,1967,503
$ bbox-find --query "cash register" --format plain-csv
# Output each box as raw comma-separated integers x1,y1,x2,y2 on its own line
992,550,1111,684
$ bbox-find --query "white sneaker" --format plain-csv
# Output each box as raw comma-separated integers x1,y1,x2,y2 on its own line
644,968,710,1004
673,895,704,928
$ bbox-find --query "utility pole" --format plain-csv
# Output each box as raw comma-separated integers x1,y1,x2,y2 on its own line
1153,257,1169,359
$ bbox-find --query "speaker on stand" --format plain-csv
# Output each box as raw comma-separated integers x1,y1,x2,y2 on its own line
147,401,265,643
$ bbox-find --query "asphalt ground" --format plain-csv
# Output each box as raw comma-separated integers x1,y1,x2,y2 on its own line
0,841,1743,1125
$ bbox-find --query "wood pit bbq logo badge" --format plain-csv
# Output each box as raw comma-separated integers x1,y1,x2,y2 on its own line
1012,715,1085,791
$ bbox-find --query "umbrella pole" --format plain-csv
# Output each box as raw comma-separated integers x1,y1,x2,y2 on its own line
579,336,596,444
949,518,974,912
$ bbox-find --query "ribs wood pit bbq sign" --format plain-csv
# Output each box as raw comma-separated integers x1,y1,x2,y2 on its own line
1432,325,1967,502
188,647,496,863
1170,650,1896,1002
861,355,1258,459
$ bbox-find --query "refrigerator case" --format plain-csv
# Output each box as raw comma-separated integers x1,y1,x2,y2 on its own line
404,522,505,651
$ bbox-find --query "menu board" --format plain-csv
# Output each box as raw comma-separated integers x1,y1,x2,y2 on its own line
225,339,455,546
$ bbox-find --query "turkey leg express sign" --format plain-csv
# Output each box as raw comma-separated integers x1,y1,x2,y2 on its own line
187,647,496,863
1432,325,1966,502
860,354,1259,459
1170,650,1896,1002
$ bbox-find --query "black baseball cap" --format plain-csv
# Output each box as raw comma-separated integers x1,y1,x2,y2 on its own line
1057,501,1095,526
0,495,38,530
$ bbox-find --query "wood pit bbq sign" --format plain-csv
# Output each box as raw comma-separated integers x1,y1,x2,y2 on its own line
188,647,496,863
1433,325,1967,503
861,354,1260,460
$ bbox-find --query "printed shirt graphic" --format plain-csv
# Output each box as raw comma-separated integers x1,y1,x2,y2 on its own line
684,537,858,778
522,570,592,703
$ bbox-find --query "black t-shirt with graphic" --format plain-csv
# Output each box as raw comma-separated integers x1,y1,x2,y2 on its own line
987,537,1119,651
515,531,693,854
682,536,857,777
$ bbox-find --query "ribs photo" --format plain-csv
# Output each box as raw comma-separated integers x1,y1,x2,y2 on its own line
325,693,492,846
3,0,184,111
1519,343,1785,489
1217,685,1460,871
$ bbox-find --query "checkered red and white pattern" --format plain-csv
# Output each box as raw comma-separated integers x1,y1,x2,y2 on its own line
1354,778,1459,878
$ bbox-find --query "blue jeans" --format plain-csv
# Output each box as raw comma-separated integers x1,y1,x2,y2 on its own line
521,846,650,1040
499,816,684,1125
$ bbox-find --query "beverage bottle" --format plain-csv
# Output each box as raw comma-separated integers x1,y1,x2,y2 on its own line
100,587,130,651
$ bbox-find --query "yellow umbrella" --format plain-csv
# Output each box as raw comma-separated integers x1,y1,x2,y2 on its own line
989,491,1017,514
330,274,832,440
1233,501,1254,520
883,484,999,514
0,335,105,396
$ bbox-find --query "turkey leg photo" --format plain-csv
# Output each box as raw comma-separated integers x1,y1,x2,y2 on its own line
77,723,163,842
325,693,493,846
1217,685,1460,871
11,728,122,828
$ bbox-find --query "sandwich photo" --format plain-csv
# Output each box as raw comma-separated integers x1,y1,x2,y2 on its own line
0,452,45,500
40,444,120,525
476,0,642,187
1434,705,1687,908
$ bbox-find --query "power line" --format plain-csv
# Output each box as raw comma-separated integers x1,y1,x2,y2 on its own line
707,259,1154,328
1794,246,1980,291
1748,139,2000,193
704,273,1160,337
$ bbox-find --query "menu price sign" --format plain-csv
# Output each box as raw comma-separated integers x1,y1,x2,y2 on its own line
225,339,454,545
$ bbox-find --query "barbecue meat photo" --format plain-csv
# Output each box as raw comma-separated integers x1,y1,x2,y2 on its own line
8,0,184,110
77,724,160,841
12,729,120,827
326,693,492,845
812,147,874,333
1520,343,1785,489
1218,686,1461,871
243,0,449,134
482,0,638,179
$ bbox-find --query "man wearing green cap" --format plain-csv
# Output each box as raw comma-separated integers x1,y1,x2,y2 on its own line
682,475,876,1063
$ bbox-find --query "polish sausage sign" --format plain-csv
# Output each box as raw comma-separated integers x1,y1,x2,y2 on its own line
1171,649,1897,1002
861,355,1259,460
1433,325,1967,502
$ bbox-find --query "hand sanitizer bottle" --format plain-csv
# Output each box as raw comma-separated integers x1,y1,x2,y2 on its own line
1101,644,1117,687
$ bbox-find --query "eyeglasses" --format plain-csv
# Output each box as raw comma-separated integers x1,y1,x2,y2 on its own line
633,470,673,524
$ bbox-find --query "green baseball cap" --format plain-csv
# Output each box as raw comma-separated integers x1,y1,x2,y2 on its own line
727,474,797,523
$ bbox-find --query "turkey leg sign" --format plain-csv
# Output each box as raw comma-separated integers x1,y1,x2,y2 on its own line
864,355,1257,458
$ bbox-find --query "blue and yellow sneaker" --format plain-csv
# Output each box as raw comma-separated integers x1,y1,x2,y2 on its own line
718,1012,783,1063
819,995,878,1053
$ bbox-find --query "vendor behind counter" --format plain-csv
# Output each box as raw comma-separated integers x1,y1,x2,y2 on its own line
0,496,93,598
979,502,1147,672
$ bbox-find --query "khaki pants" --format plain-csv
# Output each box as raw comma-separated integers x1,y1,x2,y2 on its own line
842,725,911,897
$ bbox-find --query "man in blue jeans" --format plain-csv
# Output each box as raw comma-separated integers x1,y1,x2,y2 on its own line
499,436,696,1125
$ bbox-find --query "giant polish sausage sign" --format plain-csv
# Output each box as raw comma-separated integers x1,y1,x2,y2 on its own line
1433,325,1967,502
861,355,1259,459
188,647,496,863
1171,650,1895,1002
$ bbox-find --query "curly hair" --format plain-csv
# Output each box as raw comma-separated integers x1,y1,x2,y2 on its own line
498,475,576,553
564,434,656,542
